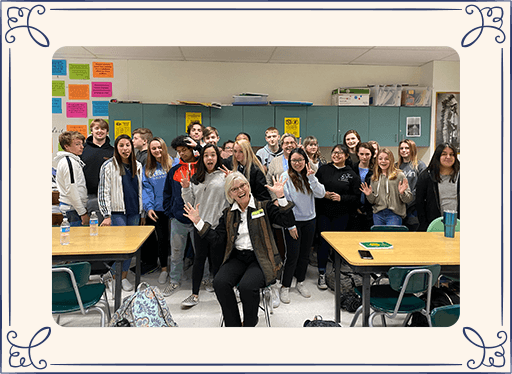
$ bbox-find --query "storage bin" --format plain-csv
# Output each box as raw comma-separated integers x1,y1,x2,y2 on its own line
233,95,268,103
331,88,370,106
369,84,402,106
401,86,432,106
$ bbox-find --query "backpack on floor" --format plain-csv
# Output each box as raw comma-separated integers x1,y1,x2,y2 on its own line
108,282,178,327
326,270,363,312
303,315,341,327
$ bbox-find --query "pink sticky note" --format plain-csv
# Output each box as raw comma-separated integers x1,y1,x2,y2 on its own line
66,102,88,118
91,82,112,97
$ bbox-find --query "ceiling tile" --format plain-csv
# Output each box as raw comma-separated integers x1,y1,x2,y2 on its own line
180,47,275,62
352,48,457,66
85,46,185,60
53,46,96,59
270,47,371,64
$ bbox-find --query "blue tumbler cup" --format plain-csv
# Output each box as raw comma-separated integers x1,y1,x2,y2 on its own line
443,210,457,238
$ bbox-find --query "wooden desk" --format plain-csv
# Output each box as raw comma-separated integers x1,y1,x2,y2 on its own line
52,226,154,311
321,231,460,326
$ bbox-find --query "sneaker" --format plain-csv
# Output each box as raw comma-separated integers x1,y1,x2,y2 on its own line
272,287,280,308
122,278,134,292
280,286,290,304
163,282,180,297
317,273,328,290
296,282,311,298
181,294,199,307
202,278,214,292
158,271,168,284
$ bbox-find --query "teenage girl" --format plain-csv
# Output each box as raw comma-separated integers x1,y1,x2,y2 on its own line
343,129,361,167
303,135,327,173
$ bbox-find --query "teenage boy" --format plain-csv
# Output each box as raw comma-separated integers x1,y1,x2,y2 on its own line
54,131,89,226
81,119,114,223
132,128,154,166
256,126,283,171
187,121,205,146
162,135,199,296
203,126,220,145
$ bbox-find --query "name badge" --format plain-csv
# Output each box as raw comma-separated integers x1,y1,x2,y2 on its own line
251,209,265,219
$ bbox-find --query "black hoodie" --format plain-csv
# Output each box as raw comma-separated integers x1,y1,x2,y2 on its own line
80,135,114,195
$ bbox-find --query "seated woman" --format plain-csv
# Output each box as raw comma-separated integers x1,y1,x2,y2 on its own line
183,172,295,327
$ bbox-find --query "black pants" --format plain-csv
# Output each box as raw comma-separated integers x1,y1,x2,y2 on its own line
191,230,223,295
213,250,265,327
282,219,316,287
143,211,170,268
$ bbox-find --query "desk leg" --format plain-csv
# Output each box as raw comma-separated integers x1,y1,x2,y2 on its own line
114,262,122,311
334,251,341,324
135,249,141,291
362,273,371,327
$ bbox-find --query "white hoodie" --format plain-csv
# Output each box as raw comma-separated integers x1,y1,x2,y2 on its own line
54,151,88,216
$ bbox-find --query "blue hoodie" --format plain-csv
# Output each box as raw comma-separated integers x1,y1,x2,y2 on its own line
162,159,197,223
142,162,168,212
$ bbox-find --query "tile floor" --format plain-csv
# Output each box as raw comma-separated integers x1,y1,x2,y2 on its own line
53,260,408,328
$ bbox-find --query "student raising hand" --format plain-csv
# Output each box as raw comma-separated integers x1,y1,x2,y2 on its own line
398,178,409,195
360,182,372,196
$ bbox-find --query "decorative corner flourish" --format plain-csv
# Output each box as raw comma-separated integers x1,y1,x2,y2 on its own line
6,327,51,370
461,5,506,47
463,327,507,369
5,5,50,47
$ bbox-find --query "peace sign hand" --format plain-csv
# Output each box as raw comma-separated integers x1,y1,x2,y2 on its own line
219,164,232,177
306,163,315,176
180,169,191,188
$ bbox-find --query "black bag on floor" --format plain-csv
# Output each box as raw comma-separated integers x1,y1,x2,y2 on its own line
407,286,460,327
303,315,341,327
326,270,363,312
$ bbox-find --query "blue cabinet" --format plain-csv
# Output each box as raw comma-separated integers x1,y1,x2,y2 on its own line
399,107,431,147
306,106,338,146
338,107,370,144
242,106,275,147
210,106,243,146
142,104,177,146
369,107,400,147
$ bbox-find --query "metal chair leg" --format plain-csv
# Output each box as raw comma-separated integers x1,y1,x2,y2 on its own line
350,306,362,327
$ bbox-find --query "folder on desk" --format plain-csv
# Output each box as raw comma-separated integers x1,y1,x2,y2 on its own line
359,241,393,250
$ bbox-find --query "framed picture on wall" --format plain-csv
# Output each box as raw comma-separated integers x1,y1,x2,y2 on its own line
406,116,421,137
435,92,460,150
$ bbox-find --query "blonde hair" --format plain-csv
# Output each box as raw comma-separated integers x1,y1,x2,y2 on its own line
372,148,399,181
232,140,265,181
145,137,173,177
398,139,419,169
303,135,325,164
224,172,249,204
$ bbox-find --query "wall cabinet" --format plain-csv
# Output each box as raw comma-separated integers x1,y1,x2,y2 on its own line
108,103,432,150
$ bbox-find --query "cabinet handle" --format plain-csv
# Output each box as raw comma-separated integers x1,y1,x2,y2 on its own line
333,134,336,143
395,134,398,142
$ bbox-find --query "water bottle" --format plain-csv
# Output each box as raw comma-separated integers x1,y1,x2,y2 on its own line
90,211,99,236
60,217,70,245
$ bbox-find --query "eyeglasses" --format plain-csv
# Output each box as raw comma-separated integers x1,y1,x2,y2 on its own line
230,182,248,194
290,158,305,164
332,151,344,156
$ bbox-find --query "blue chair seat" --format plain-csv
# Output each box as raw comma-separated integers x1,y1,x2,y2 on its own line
52,283,106,314
355,286,426,313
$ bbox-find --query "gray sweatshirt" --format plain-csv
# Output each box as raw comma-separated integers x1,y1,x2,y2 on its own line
366,172,413,218
181,170,229,229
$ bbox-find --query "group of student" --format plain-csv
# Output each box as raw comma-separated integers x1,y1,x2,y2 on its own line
54,119,460,327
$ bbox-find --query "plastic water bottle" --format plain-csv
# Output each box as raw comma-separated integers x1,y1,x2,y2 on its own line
60,217,70,245
90,211,99,236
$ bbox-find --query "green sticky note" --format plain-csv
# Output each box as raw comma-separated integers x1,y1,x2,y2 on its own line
69,63,90,80
52,80,65,96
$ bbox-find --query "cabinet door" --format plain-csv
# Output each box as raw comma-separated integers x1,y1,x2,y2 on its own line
176,106,211,135
274,106,307,142
142,104,177,146
210,106,243,146
108,103,143,141
369,107,400,147
242,106,275,147
399,107,431,147
305,106,338,147
338,107,370,144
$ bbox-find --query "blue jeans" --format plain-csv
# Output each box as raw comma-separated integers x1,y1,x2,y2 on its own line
111,212,141,272
373,209,402,226
59,204,82,227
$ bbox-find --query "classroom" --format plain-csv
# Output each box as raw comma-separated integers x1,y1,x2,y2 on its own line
52,46,460,328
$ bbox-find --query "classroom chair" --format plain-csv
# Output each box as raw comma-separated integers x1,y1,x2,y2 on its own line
52,262,111,327
220,286,273,327
426,217,461,233
370,225,409,232
430,304,460,327
350,264,441,327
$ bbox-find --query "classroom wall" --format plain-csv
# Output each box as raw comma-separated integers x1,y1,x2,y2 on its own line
52,57,459,166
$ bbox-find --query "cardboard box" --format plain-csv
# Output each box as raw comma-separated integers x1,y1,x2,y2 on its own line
331,88,370,106
401,86,432,106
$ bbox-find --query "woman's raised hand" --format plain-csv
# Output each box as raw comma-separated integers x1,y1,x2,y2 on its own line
305,163,314,176
183,202,201,225
360,182,372,196
265,175,288,197
398,178,409,194
219,164,232,177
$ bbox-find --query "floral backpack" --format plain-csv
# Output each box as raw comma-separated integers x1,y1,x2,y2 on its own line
108,282,178,327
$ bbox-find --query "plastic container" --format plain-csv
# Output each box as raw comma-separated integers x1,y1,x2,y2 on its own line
401,86,432,106
331,88,370,106
233,95,268,103
60,217,70,245
90,211,98,236
369,84,402,106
